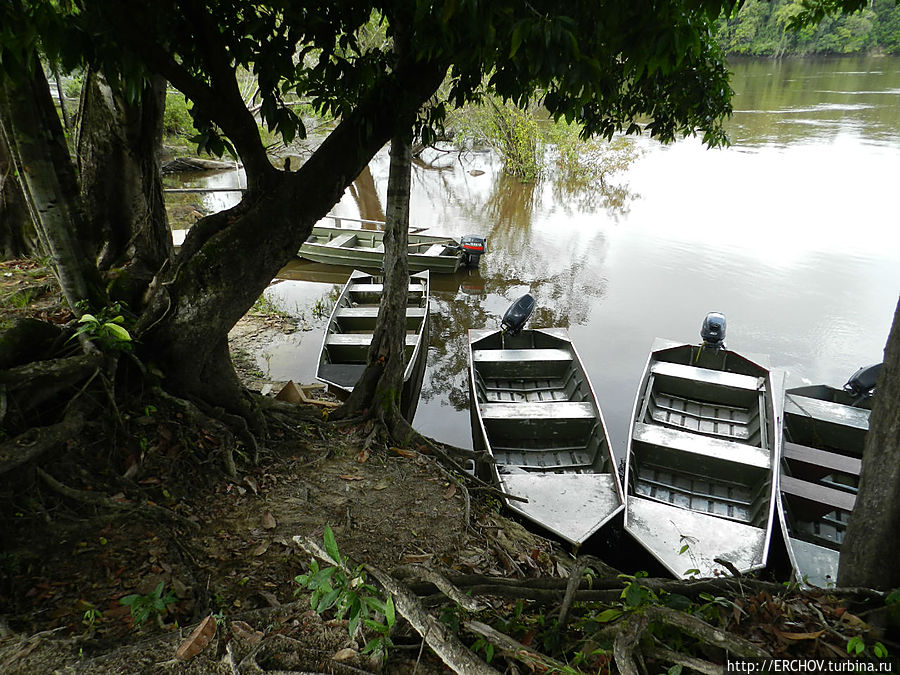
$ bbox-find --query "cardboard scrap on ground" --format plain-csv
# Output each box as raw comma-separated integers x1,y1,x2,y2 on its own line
275,381,340,408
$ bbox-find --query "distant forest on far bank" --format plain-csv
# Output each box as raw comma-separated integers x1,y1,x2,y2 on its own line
716,0,900,55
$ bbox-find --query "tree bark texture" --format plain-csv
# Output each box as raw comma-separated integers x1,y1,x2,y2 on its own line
0,123,37,259
138,59,446,411
839,295,900,589
76,70,172,279
0,53,105,311
335,131,413,425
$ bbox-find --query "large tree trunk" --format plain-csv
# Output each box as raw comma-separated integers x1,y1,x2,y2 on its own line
76,70,172,288
333,131,414,433
838,296,900,590
136,58,446,414
0,123,37,259
0,53,105,311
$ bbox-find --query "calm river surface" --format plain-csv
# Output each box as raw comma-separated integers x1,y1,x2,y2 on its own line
183,56,900,459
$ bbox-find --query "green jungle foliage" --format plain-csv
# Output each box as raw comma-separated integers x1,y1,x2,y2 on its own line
716,0,900,55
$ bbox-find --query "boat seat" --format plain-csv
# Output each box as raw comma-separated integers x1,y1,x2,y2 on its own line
781,474,856,513
784,394,870,431
632,421,770,469
473,348,572,364
479,401,594,420
422,244,448,256
317,363,366,388
325,233,357,247
349,282,425,294
783,441,862,476
650,361,764,391
326,334,419,347
334,307,426,319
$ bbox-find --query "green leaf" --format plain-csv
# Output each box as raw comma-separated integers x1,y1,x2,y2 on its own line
316,587,341,614
323,525,340,564
79,314,98,324
384,595,395,629
595,608,623,622
104,323,131,342
873,642,888,659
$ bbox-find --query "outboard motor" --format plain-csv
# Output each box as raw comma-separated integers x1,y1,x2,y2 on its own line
844,363,881,399
700,312,727,350
460,235,487,268
501,293,535,336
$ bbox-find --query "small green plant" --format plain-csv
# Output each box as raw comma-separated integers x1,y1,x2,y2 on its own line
847,635,889,658
71,301,134,351
82,607,102,628
119,581,177,626
294,526,395,656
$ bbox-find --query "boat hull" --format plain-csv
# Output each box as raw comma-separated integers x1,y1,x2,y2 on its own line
316,270,429,421
777,384,870,587
467,328,624,547
623,338,781,579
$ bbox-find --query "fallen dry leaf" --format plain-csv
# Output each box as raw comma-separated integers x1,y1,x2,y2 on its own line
251,541,269,556
443,483,457,499
339,474,364,481
774,628,825,641
332,647,358,662
231,620,263,646
175,614,217,661
261,512,276,530
390,446,416,458
356,448,370,463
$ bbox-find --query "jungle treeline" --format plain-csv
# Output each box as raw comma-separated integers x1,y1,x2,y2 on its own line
716,0,900,56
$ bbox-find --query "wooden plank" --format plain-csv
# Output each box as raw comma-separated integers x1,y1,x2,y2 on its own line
480,401,594,421
783,441,862,476
781,475,856,512
349,283,424,293
784,394,870,431
650,360,763,391
473,348,571,364
326,334,419,347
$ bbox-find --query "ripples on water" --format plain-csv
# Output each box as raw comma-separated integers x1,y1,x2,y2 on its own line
175,56,900,455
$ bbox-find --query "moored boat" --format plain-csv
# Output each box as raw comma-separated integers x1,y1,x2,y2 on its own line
468,295,624,547
316,270,429,420
777,364,879,587
299,216,486,273
624,314,781,578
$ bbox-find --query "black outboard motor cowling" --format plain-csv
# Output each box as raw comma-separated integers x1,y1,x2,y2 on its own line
700,312,727,350
501,293,536,336
844,363,882,399
460,235,487,267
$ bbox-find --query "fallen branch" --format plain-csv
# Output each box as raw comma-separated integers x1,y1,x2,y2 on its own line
465,620,570,673
390,564,484,612
643,644,721,675
642,606,770,658
293,535,496,675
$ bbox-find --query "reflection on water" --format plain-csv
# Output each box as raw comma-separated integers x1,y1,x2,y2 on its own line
178,56,900,455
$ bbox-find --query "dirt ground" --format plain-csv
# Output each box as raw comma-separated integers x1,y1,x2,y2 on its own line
0,299,564,674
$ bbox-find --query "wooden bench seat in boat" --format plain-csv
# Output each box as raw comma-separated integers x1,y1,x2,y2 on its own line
324,233,357,247
494,445,593,469
784,394,870,431
473,348,573,379
781,474,857,512
650,361,764,391
783,441,862,476
473,348,572,364
632,421,770,469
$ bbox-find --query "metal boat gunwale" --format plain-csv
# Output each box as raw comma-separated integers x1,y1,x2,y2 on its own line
467,327,625,546
623,337,781,579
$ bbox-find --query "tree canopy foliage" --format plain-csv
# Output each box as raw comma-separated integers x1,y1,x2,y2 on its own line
716,0,900,56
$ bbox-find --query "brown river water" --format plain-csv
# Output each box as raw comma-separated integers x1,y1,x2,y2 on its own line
173,55,900,459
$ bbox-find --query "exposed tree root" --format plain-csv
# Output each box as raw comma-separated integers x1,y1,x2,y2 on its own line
464,620,566,672
0,400,88,475
36,466,200,532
